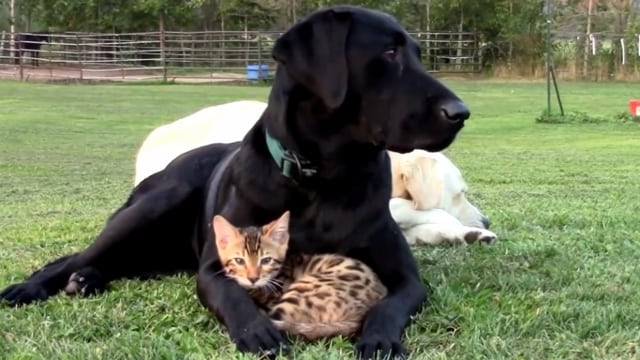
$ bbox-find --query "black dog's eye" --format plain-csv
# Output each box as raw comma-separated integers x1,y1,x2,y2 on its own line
383,48,398,61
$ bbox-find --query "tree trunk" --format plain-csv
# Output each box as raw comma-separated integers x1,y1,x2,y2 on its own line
507,0,513,69
27,9,33,32
220,0,225,31
159,10,167,82
583,0,593,79
425,0,430,33
457,4,464,70
292,0,297,24
244,15,249,66
9,0,15,56
425,0,431,69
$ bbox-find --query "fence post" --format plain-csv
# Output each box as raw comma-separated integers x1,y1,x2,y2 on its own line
18,37,23,81
474,33,480,73
0,31,5,61
48,34,53,78
115,34,125,79
76,34,83,80
257,32,263,80
159,11,167,82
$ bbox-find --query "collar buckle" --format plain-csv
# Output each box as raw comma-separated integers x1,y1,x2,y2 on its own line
265,130,318,180
280,151,318,179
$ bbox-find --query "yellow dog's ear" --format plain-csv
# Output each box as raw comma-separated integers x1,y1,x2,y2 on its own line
401,156,443,210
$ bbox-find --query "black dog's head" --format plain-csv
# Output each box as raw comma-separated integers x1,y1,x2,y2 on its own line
271,5,470,153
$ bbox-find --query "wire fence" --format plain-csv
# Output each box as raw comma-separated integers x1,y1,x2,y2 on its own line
0,30,481,83
547,31,640,80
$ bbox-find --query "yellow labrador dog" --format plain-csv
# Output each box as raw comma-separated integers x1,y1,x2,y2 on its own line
134,101,497,246
388,150,496,245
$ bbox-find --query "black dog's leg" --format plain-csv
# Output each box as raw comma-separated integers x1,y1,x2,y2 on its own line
351,223,428,360
64,266,107,297
0,181,199,307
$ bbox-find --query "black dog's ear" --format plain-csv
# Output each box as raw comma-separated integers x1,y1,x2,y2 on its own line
272,9,352,110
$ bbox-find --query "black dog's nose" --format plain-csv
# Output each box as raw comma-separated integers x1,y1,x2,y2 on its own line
441,100,470,122
481,216,490,229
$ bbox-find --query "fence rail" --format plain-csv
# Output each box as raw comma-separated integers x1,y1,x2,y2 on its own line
0,30,481,83
1,29,639,82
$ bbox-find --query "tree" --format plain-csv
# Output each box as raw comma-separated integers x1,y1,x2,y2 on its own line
2,0,636,74
9,0,14,55
27,0,205,33
217,0,277,31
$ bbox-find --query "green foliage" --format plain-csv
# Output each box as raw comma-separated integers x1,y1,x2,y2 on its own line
614,111,640,123
217,0,278,30
535,109,640,124
2,0,640,75
3,0,552,36
2,0,638,77
7,0,207,32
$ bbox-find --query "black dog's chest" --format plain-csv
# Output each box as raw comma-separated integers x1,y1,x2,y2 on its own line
282,166,391,256
286,202,380,255
287,221,344,254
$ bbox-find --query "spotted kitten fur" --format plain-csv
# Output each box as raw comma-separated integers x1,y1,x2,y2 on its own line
212,211,387,340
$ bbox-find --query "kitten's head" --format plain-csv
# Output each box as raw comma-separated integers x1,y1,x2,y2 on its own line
212,211,290,289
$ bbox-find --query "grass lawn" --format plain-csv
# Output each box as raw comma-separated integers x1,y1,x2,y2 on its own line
1,79,639,360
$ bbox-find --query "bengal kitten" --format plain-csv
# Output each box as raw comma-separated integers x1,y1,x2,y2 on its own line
212,211,388,341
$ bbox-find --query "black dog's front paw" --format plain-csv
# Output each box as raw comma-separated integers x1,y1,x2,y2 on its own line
0,281,49,307
230,313,289,358
356,329,406,360
64,267,106,297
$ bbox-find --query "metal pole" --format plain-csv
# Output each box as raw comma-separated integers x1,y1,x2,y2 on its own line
550,65,564,116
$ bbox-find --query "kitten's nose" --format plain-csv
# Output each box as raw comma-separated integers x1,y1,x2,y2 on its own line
248,276,258,284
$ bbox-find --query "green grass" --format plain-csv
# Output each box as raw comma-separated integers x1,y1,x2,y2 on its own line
1,79,639,360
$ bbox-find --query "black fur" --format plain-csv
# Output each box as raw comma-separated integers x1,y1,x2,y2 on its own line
14,32,50,66
0,6,471,359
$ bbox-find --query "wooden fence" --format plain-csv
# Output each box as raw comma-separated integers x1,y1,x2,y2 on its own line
0,30,481,83
1,29,639,82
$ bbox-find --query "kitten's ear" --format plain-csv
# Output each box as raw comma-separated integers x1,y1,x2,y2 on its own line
212,215,237,251
266,211,290,245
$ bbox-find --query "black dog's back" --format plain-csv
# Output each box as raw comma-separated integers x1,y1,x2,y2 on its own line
101,141,240,232
127,142,241,204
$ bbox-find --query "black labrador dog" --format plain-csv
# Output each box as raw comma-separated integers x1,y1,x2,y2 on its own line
0,6,470,359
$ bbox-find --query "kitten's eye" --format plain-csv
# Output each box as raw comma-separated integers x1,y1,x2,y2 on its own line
260,257,272,265
234,258,245,265
383,47,398,61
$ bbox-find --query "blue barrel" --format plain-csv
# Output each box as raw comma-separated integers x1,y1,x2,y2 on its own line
246,64,269,80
